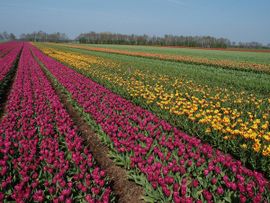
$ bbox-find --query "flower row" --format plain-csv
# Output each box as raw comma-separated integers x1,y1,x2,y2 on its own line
36,45,270,174
0,43,113,202
0,42,23,82
32,45,270,202
0,41,20,58
62,43,270,74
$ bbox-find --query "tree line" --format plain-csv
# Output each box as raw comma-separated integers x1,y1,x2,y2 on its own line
0,32,16,41
76,32,233,48
1,30,269,49
20,31,69,43
76,32,270,49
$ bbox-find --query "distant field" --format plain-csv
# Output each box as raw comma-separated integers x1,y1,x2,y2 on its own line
45,43,270,94
58,43,270,74
79,43,270,64
160,46,270,53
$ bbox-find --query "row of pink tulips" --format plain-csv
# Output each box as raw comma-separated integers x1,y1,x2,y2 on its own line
0,43,113,202
0,42,23,82
32,44,270,202
0,41,19,58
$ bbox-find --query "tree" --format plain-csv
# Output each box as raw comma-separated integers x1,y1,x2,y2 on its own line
75,32,234,48
19,31,70,42
9,33,16,40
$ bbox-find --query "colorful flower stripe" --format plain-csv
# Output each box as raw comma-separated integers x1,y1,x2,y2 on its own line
0,47,11,58
32,45,270,202
37,47,270,157
60,43,270,74
0,41,19,58
0,43,113,202
0,42,23,82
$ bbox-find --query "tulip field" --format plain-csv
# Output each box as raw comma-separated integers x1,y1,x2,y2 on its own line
0,42,113,202
56,43,270,74
1,41,270,202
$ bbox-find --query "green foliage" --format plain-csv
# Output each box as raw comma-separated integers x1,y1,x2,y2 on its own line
38,43,270,178
83,43,270,64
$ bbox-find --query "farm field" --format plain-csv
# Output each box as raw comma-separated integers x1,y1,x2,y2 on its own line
72,43,270,64
1,41,270,202
56,43,270,74
0,42,114,202
36,43,270,160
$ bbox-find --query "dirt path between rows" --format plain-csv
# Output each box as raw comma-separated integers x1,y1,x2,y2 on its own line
36,57,145,203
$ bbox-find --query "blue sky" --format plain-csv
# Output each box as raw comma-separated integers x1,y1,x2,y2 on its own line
0,0,269,44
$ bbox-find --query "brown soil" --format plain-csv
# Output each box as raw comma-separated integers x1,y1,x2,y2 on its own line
39,62,145,203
